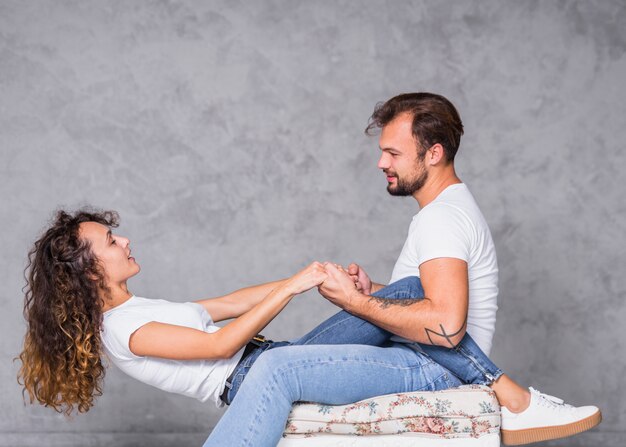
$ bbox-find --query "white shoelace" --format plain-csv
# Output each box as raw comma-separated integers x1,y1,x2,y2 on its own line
530,387,574,411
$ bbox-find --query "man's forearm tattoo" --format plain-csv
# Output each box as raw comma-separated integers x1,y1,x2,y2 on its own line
425,321,467,348
367,296,421,309
367,295,467,348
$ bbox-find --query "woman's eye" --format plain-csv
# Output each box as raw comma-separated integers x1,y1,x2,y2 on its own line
111,240,116,245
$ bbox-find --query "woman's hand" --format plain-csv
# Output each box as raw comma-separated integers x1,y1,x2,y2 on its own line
284,262,328,295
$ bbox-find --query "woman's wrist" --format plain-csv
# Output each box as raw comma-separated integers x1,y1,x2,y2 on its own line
275,280,298,299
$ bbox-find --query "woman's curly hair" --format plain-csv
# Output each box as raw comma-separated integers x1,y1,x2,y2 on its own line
18,209,119,415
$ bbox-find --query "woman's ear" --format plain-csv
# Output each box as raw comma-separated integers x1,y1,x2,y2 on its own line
84,260,104,283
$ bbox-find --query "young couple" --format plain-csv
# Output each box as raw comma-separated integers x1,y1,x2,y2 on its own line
19,93,601,447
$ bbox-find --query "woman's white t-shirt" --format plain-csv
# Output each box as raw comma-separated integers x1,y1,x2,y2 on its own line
101,296,244,407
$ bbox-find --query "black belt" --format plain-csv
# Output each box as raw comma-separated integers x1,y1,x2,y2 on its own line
220,335,269,404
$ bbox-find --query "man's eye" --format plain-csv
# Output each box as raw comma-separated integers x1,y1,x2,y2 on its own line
111,240,116,245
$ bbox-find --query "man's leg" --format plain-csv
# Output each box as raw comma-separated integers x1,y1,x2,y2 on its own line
293,278,601,445
203,343,461,447
293,277,419,346
294,276,502,385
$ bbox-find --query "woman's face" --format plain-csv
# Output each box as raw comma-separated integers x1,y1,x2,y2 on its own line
79,221,140,286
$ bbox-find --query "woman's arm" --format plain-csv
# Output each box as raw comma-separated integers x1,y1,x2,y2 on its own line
128,262,327,361
194,279,289,323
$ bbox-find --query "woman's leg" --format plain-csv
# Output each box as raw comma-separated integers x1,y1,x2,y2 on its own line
294,276,503,385
203,343,461,447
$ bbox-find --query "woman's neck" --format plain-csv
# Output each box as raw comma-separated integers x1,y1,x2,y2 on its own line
101,283,133,312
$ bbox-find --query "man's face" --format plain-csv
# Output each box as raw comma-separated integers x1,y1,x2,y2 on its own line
377,113,428,196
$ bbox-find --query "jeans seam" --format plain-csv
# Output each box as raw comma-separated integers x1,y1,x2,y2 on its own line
457,345,499,383
416,370,451,391
242,374,282,447
268,355,437,385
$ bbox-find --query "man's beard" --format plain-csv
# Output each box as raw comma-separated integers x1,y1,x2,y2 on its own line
386,169,428,196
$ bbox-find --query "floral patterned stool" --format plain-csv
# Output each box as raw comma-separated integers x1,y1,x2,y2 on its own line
277,385,500,447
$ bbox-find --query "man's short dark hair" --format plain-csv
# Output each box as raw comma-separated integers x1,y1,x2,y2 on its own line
365,93,464,161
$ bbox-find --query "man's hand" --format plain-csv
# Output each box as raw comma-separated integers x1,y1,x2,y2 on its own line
318,263,361,311
347,263,372,295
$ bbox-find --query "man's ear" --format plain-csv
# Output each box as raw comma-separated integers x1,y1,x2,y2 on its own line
427,143,446,165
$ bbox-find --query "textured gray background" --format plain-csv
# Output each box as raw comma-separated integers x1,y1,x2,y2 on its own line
1,1,625,446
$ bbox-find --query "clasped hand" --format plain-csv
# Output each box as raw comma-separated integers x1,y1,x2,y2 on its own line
286,261,372,311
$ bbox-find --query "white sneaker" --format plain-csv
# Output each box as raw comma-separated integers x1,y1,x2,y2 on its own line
501,387,601,445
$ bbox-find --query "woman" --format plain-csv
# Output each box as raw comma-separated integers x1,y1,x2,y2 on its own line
19,209,600,446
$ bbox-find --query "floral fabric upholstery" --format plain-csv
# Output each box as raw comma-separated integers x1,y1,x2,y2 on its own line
283,385,500,439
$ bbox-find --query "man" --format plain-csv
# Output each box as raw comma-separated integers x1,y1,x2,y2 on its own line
203,93,600,447
317,93,601,445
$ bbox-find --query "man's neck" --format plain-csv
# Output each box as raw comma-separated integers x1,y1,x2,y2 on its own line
413,168,462,208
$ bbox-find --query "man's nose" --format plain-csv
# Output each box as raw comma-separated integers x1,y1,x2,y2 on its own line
118,236,130,247
377,153,389,170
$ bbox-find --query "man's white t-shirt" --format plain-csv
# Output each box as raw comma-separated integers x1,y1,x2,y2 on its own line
389,183,498,355
101,296,244,407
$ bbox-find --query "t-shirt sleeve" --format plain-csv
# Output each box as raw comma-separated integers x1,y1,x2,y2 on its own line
103,311,153,360
412,203,472,266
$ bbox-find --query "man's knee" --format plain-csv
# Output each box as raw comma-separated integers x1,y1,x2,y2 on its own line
373,276,424,299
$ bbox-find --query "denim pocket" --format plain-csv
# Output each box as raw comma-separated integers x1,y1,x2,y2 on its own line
227,371,248,403
226,341,291,404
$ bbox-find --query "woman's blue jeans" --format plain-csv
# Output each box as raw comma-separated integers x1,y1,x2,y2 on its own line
204,276,503,447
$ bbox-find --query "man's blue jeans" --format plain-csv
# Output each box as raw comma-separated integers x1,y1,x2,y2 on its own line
295,276,503,385
205,277,502,447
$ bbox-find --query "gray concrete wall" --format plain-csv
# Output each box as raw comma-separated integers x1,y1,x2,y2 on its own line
1,1,624,445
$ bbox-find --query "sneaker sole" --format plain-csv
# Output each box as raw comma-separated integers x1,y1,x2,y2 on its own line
501,409,602,445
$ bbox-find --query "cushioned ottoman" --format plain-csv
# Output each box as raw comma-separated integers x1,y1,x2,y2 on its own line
277,385,500,447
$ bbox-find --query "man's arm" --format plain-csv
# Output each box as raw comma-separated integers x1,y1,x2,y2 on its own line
369,283,386,294
319,258,468,348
